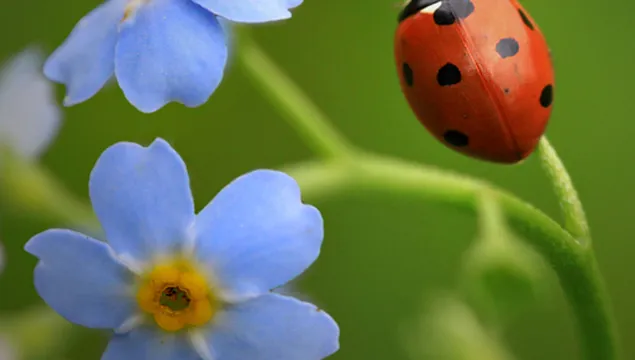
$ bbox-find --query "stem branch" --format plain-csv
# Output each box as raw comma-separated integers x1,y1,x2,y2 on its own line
538,137,591,245
231,33,617,360
284,156,617,360
237,33,353,160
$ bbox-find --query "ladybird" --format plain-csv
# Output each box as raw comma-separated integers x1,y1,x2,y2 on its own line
395,0,554,164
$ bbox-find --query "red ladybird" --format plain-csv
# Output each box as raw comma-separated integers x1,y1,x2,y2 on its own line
394,0,554,164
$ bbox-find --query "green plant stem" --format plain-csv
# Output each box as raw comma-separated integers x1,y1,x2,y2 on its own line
2,32,615,360
476,191,507,243
6,154,616,360
237,31,354,160
0,305,73,359
284,156,617,360
538,137,591,245
0,149,99,232
237,35,618,360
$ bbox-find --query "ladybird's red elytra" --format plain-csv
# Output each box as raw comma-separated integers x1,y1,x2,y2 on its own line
395,0,555,164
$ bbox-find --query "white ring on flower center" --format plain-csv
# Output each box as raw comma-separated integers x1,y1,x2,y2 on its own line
115,314,145,334
189,330,214,360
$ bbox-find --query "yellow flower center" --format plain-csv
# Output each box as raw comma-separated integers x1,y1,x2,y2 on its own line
136,260,217,332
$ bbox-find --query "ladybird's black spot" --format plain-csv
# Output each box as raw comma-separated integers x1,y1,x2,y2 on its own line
434,0,475,26
403,62,414,86
433,6,455,25
504,88,510,94
444,130,469,147
496,38,520,58
518,9,534,30
398,0,440,22
437,63,461,86
540,84,553,107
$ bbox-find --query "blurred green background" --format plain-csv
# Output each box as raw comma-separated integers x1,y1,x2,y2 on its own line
1,0,634,359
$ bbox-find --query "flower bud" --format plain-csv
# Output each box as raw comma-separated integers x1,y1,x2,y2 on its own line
461,195,548,324
407,296,517,360
464,234,547,322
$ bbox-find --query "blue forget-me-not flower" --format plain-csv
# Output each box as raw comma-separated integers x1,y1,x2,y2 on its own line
25,138,339,359
44,0,304,113
0,48,61,159
0,47,61,281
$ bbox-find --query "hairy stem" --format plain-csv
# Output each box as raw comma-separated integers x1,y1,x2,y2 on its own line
284,156,617,360
237,34,618,360
237,31,354,160
538,137,591,245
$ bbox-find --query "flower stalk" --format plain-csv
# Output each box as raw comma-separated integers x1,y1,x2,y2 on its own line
0,29,619,360
237,29,354,160
238,36,620,360
537,137,591,245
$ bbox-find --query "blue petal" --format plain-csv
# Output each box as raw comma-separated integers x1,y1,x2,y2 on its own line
0,47,61,159
44,0,126,106
206,293,339,360
194,170,323,299
115,0,227,113
192,0,291,23
102,328,200,360
89,138,195,263
24,229,135,329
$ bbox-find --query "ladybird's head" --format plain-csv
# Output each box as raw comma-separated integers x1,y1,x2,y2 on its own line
398,0,441,22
